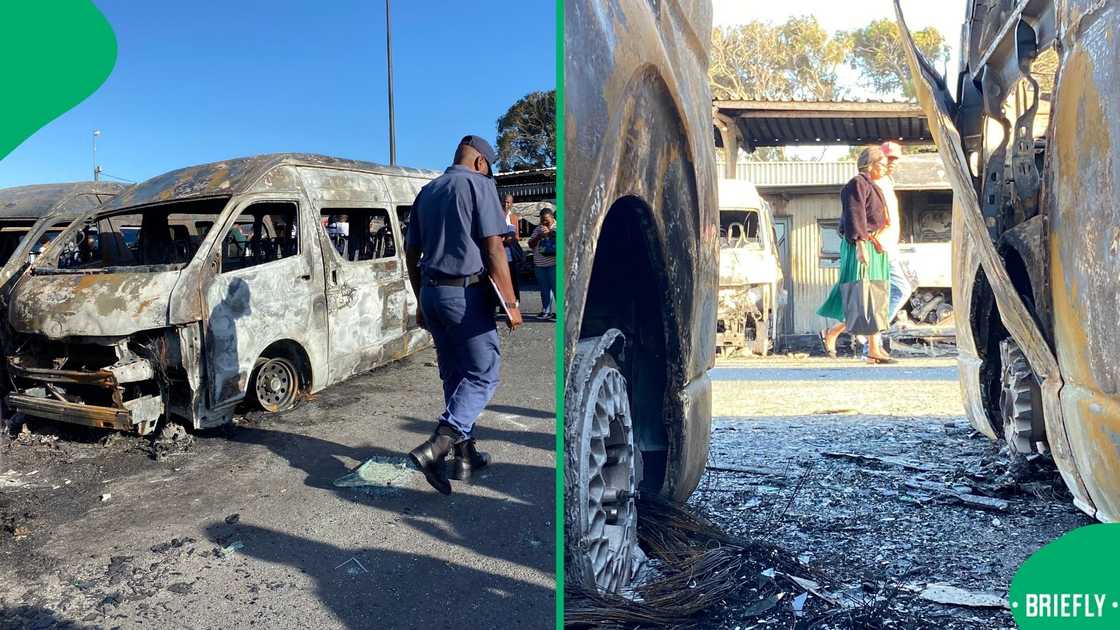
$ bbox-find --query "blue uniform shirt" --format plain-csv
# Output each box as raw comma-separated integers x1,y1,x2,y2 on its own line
407,165,507,277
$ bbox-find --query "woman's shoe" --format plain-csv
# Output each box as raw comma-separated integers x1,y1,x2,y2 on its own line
819,330,837,359
868,355,898,364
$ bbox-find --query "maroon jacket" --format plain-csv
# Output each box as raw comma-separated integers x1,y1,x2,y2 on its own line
839,173,888,242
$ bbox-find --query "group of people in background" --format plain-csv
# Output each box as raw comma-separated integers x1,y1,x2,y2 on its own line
818,141,913,363
501,193,557,320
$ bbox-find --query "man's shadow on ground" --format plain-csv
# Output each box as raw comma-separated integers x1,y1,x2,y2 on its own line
221,422,553,578
202,521,553,630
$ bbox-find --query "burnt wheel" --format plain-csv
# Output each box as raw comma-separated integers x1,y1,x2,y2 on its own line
251,356,299,412
565,331,644,593
999,338,1043,454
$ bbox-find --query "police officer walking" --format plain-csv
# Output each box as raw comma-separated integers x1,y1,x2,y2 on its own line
404,135,523,494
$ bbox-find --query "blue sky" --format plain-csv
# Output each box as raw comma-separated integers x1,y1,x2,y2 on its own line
0,1,555,188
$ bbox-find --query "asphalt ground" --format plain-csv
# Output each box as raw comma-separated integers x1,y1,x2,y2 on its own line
0,287,557,630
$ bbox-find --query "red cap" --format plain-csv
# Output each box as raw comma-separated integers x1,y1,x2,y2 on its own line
881,141,902,159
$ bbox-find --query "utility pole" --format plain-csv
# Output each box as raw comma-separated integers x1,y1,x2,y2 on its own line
386,0,396,165
92,130,102,181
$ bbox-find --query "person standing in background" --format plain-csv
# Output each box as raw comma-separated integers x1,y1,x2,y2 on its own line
527,207,557,320
501,193,522,306
877,142,913,326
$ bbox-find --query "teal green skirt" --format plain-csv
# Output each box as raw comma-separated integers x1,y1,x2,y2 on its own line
816,239,891,321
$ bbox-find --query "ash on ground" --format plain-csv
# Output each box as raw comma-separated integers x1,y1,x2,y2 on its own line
679,357,1089,628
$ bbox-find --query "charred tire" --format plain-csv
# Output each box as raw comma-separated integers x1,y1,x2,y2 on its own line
250,356,300,413
565,333,643,593
999,338,1043,454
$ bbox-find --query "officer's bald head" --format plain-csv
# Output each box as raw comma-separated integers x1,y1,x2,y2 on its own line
454,143,483,166
454,144,493,178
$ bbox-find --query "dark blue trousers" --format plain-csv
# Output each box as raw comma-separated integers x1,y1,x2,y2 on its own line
420,282,501,438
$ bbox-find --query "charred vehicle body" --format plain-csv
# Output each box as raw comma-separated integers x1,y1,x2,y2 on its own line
884,157,955,332
0,182,124,295
6,154,433,436
897,0,1120,519
716,179,783,356
565,0,718,591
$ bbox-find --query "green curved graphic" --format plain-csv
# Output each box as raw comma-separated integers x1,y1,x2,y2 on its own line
1009,524,1120,628
0,1,117,160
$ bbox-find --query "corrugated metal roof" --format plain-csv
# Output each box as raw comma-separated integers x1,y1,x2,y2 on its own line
714,99,931,148
496,167,555,202
720,155,951,190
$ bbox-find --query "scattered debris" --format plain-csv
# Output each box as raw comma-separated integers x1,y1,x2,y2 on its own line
1,470,29,489
333,455,416,493
822,451,943,473
220,540,244,556
903,480,1009,512
150,537,195,554
224,513,240,525
334,557,369,575
145,421,194,461
99,493,111,502
919,583,1008,609
166,582,194,595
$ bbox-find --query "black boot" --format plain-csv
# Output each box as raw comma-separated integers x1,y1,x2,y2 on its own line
409,425,459,495
449,439,491,481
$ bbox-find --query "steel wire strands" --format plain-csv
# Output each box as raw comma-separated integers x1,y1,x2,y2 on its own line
564,498,937,629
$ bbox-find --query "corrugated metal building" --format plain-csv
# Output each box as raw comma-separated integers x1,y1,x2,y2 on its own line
722,156,952,336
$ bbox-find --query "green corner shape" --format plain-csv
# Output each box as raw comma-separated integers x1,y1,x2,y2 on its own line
0,1,117,160
1009,523,1120,628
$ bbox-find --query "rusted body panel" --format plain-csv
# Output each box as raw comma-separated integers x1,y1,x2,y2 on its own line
897,0,1120,520
10,271,179,337
1047,0,1120,520
6,154,435,434
565,0,717,501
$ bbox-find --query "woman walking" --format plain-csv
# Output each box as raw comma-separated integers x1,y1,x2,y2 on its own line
528,207,557,319
817,146,896,363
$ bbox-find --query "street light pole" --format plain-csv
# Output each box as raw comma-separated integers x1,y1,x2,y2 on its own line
385,0,396,165
92,130,101,181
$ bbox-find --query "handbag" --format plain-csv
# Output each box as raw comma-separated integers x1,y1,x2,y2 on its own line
840,243,889,335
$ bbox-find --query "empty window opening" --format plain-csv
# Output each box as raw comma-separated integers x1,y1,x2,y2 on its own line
221,201,300,273
321,208,399,262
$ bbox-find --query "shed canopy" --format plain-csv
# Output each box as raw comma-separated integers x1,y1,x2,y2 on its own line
495,167,556,203
714,99,931,151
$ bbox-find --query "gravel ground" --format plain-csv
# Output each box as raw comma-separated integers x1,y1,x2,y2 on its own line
685,355,1091,628
0,288,556,630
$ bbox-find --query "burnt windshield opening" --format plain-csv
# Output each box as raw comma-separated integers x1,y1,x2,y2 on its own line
0,220,39,264
52,197,230,271
719,209,761,247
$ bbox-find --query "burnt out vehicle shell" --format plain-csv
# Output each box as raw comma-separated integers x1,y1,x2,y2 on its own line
897,0,1120,520
6,154,435,434
565,0,718,502
0,182,124,294
717,179,783,355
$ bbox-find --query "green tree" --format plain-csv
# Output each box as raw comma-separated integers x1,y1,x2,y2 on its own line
710,16,849,161
709,16,848,101
839,19,949,98
495,90,555,172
